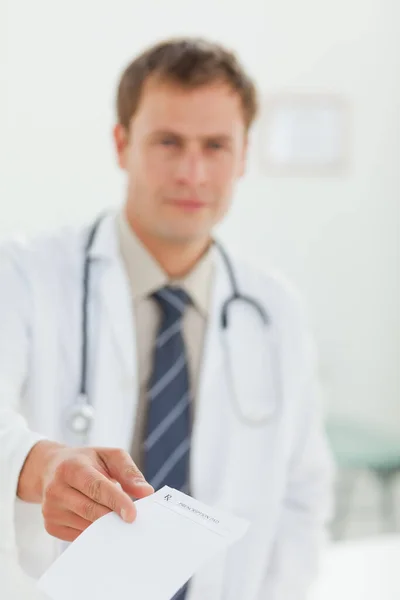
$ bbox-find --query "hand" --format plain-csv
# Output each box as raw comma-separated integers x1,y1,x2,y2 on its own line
18,441,154,542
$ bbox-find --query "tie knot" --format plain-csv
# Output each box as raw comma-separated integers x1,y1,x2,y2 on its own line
152,286,191,320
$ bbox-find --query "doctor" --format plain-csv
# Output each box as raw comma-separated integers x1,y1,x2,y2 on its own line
0,37,334,600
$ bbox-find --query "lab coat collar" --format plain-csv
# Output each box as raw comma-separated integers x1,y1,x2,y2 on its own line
86,211,120,262
86,211,135,380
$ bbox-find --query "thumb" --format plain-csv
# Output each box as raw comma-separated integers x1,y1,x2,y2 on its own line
97,448,154,498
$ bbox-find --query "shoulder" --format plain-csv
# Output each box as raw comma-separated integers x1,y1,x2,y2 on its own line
0,221,90,278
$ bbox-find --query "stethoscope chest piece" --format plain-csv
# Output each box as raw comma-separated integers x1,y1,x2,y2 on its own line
66,395,96,435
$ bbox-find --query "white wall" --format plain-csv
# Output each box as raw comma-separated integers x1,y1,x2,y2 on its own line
1,0,399,430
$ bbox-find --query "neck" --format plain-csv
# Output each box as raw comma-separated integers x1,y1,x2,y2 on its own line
124,211,211,279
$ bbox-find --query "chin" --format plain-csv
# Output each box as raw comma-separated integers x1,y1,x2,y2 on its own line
159,226,211,244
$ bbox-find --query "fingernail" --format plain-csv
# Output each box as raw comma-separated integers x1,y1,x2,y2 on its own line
134,479,154,490
121,509,131,522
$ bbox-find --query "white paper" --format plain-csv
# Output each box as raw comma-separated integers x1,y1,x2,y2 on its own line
37,486,249,600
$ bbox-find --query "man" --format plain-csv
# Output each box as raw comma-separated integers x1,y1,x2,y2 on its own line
0,38,334,599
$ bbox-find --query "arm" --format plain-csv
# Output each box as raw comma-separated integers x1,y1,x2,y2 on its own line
259,317,335,600
0,244,46,551
0,244,153,550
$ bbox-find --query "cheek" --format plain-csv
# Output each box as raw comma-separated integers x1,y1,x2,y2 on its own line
143,150,173,185
128,148,169,191
210,157,240,192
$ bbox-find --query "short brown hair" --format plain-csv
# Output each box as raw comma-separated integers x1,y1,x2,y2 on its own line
116,37,258,132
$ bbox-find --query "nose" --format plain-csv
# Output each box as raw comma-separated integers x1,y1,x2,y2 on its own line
175,149,207,187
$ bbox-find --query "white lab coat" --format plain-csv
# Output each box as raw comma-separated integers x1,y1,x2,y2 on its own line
0,213,334,600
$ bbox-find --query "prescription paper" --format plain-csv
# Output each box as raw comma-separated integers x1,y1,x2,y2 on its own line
37,486,249,600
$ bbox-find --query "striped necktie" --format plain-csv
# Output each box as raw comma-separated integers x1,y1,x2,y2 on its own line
143,286,192,493
143,286,192,600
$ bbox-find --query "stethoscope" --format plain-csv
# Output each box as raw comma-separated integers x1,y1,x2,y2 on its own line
67,216,276,436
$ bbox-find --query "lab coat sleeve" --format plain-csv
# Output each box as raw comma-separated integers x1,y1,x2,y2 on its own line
259,313,335,600
0,246,45,551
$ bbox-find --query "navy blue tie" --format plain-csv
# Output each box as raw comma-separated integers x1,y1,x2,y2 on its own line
143,286,192,492
143,287,192,600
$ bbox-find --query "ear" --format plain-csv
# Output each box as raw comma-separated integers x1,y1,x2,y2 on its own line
238,135,249,178
113,123,129,170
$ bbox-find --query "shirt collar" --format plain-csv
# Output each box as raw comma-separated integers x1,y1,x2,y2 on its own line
117,211,214,318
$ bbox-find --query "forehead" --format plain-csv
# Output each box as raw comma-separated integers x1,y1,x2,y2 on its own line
131,78,245,137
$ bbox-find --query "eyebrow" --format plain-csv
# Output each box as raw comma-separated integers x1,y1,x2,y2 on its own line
149,130,233,143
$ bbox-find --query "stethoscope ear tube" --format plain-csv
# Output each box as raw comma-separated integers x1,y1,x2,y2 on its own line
80,216,104,397
215,239,269,329
221,293,269,329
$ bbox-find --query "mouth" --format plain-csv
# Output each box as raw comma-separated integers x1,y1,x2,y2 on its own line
166,198,207,211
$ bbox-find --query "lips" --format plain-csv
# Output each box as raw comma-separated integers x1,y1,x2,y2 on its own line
168,199,206,209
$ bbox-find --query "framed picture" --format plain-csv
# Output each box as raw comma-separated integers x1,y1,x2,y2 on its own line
258,93,351,176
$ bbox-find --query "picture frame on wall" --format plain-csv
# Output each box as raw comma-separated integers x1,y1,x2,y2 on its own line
258,93,351,176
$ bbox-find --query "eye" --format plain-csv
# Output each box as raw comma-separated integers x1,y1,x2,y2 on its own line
160,137,178,147
207,141,223,150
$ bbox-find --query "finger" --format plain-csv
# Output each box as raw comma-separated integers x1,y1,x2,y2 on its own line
47,509,93,532
60,487,112,523
60,511,93,531
98,448,154,498
46,524,82,543
68,464,137,523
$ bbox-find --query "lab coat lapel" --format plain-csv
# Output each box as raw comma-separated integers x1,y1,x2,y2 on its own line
191,250,231,503
90,214,135,376
189,252,231,600
87,214,138,450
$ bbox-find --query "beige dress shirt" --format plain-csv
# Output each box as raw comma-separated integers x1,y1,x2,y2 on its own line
116,212,215,471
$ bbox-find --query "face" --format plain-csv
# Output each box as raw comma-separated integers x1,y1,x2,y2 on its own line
114,78,248,245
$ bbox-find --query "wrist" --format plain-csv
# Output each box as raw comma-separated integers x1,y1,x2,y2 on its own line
17,440,66,503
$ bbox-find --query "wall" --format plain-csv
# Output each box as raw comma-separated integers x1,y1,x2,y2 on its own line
1,0,399,430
